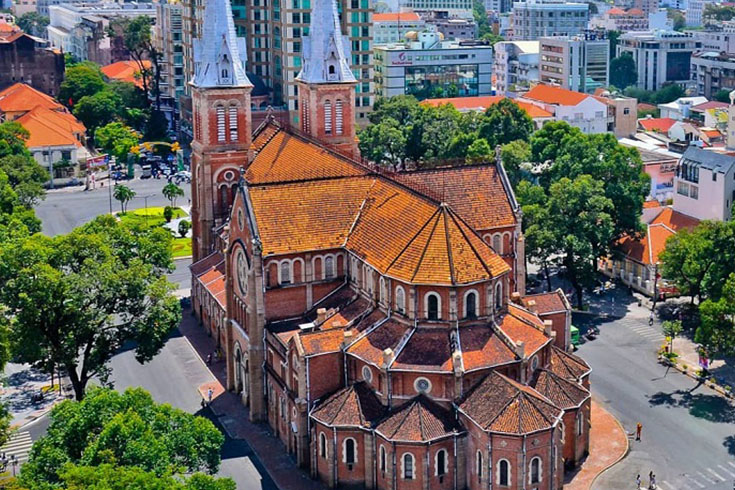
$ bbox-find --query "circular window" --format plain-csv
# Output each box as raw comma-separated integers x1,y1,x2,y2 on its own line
224,170,235,182
236,250,248,296
362,365,373,383
414,377,432,394
237,208,244,231
530,355,539,372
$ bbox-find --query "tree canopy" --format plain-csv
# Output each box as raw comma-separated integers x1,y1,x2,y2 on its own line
610,53,637,90
698,274,735,357
95,122,141,162
0,122,47,208
58,63,107,108
0,215,181,401
16,12,49,37
73,90,123,134
18,387,230,489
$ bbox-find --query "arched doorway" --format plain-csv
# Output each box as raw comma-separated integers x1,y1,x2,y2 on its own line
233,343,249,406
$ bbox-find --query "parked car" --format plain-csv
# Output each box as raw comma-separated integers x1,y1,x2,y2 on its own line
174,171,191,184
141,165,152,179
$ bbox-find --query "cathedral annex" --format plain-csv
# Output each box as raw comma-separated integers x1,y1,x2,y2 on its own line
188,0,592,487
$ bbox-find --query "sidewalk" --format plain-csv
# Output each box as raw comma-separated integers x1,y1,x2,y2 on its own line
179,313,325,490
565,399,629,490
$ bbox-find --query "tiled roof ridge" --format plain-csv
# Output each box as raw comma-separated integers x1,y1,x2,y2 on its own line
537,368,590,407
501,375,560,424
508,304,546,333
441,206,457,284
551,345,591,378
446,207,494,279
409,209,444,282
475,373,520,431
344,178,378,247
344,314,391,351
490,318,522,361
19,109,82,143
388,324,417,369
252,119,282,155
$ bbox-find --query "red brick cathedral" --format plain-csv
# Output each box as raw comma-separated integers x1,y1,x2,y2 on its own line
189,0,591,487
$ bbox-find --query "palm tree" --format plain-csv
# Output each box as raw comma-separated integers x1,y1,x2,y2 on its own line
113,184,136,214
162,182,184,207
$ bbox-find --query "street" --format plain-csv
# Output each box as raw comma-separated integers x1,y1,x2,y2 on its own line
574,291,735,490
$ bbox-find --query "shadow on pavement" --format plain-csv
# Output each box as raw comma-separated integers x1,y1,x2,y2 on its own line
647,389,735,423
723,435,735,456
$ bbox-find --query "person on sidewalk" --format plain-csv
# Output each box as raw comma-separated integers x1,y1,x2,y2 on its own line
207,388,214,405
649,471,656,489
636,474,641,489
636,422,642,441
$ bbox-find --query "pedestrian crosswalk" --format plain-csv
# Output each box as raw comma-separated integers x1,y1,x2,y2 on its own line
659,462,735,490
616,317,666,343
0,431,33,465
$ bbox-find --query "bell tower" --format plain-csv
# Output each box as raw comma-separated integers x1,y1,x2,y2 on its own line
295,0,358,160
190,0,253,262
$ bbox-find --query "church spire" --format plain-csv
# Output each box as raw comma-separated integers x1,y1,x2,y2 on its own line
192,0,251,88
296,0,356,84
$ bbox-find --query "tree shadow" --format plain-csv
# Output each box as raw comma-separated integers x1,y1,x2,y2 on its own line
647,389,735,423
723,435,735,456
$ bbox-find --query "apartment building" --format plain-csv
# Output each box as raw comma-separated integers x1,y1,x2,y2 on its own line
493,40,539,95
674,146,735,221
616,30,699,91
691,51,735,99
685,0,704,27
511,0,588,41
520,84,609,133
405,0,473,18
424,15,477,39
539,33,609,94
153,0,184,129
180,0,374,129
374,31,492,99
373,11,425,44
690,30,735,54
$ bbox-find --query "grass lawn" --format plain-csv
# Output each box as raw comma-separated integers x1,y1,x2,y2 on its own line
119,207,192,258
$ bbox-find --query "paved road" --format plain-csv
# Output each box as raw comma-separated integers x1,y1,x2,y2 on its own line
36,175,191,236
575,296,735,490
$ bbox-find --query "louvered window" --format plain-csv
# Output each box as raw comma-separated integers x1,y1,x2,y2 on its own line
229,106,238,142
324,100,332,135
302,99,309,133
335,99,343,135
216,106,226,142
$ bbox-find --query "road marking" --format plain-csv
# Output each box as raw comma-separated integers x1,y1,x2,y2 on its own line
661,480,677,490
706,468,725,481
684,474,706,488
696,471,716,484
729,461,735,470
717,464,735,478
0,431,33,463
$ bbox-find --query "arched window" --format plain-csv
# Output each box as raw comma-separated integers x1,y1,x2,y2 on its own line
492,234,502,253
530,457,542,484
559,421,566,443
497,459,510,486
495,282,503,310
379,445,386,473
221,68,229,79
229,106,238,142
426,292,440,320
219,186,229,216
319,432,327,458
380,277,387,305
329,64,336,75
464,291,478,319
435,449,447,476
324,100,333,135
343,438,356,464
402,453,415,479
576,411,584,435
395,286,406,314
216,106,226,142
476,451,483,482
335,99,344,135
280,261,291,285
325,256,335,279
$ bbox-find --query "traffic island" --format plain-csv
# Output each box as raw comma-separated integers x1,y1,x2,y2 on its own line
564,399,629,490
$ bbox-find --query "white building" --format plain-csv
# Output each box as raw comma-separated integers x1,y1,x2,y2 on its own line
511,0,589,41
658,96,708,119
373,12,426,44
674,146,735,221
690,51,735,99
616,30,700,91
685,0,704,27
405,0,473,19
690,30,735,54
538,34,609,94
521,83,609,133
374,31,493,99
493,40,539,96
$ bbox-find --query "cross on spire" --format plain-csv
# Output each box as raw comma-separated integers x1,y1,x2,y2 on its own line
296,0,356,84
192,0,252,88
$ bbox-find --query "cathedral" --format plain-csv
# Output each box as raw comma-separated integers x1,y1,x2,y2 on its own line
188,0,592,487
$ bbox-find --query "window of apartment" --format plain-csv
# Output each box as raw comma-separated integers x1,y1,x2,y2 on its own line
690,185,699,200
677,181,689,196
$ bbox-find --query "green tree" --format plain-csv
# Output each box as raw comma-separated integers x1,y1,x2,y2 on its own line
624,86,654,104
516,180,556,291
419,104,462,162
0,121,32,158
58,63,106,108
608,30,621,60
73,90,123,134
548,175,615,309
697,274,735,357
162,182,185,207
113,184,136,214
704,3,735,21
667,8,685,30
0,217,179,401
480,32,504,46
478,99,534,148
0,169,41,238
473,0,491,38
653,84,685,104
95,122,140,162
530,121,582,165
19,388,226,487
178,220,191,238
16,12,49,37
662,320,683,354
110,17,162,111
500,139,531,188
610,53,637,90
357,117,408,169
466,138,492,160
0,155,47,207
54,464,236,490
713,89,732,103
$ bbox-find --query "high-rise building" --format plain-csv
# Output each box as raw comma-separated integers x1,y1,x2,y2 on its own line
180,0,374,130
538,34,609,95
511,0,589,41
154,0,185,128
405,0,473,18
493,40,539,95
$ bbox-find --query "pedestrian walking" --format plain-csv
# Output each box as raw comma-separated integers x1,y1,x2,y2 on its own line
207,388,214,405
649,312,654,326
636,474,641,489
649,472,656,489
636,422,642,441
206,353,212,365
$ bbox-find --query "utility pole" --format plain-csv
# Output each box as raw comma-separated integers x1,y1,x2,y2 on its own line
108,156,115,214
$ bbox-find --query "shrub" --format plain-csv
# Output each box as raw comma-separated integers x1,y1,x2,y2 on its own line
163,206,174,223
178,220,191,238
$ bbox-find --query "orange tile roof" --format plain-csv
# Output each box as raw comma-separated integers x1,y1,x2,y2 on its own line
422,96,553,118
101,60,151,89
531,369,589,410
298,327,347,356
192,252,227,308
459,371,561,434
638,117,676,133
627,7,644,14
643,200,661,209
607,7,626,14
0,83,64,114
311,382,385,428
701,129,722,139
373,12,421,21
392,328,453,372
499,305,550,356
375,396,460,442
523,85,589,106
548,346,590,381
390,164,517,230
16,107,84,148
460,325,518,372
618,208,700,265
650,207,700,232
520,290,569,315
347,319,410,366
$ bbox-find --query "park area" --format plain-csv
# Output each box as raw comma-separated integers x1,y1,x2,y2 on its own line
118,206,192,258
